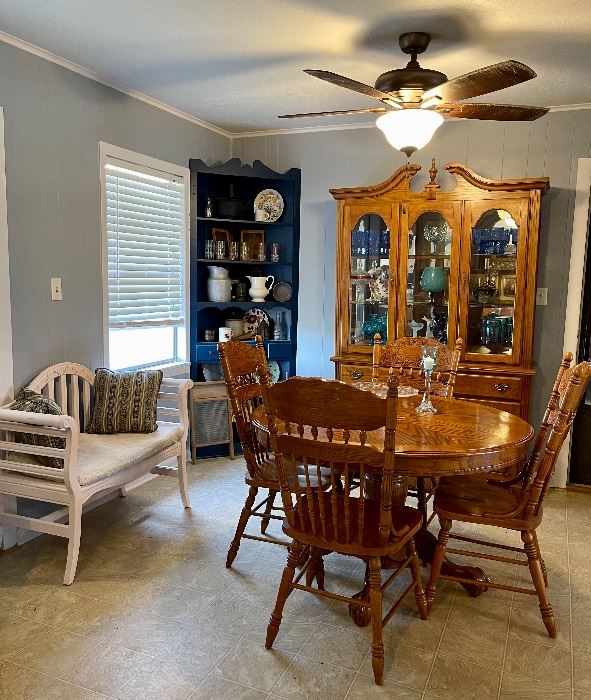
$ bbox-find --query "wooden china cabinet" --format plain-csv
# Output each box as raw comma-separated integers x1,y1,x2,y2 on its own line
330,161,549,419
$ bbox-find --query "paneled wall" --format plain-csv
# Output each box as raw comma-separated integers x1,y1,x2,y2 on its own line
0,41,231,389
233,111,591,431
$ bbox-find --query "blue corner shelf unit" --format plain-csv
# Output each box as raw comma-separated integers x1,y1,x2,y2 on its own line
189,158,301,385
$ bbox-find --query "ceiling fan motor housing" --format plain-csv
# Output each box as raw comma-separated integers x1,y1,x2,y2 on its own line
376,32,446,96
375,67,447,94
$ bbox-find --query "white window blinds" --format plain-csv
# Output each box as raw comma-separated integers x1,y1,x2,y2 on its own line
105,159,186,329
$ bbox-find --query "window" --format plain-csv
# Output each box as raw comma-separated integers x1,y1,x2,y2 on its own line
100,144,189,372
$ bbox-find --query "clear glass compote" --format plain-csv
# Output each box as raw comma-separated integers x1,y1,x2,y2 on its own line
416,345,439,414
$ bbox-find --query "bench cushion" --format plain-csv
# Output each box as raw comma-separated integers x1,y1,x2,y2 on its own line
76,423,183,486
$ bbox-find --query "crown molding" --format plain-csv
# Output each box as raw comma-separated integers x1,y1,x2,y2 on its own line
2,30,591,141
0,31,233,138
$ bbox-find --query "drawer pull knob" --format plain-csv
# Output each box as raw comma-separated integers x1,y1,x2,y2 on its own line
494,382,509,392
350,370,363,380
208,350,215,356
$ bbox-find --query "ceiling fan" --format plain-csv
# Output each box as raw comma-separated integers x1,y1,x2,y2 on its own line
279,32,549,156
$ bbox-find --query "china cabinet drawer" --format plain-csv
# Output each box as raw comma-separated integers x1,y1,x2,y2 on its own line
455,373,523,401
340,364,371,384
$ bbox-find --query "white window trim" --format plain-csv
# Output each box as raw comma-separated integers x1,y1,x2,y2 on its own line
0,107,13,404
99,142,190,376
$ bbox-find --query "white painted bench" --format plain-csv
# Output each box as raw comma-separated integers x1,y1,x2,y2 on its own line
0,362,193,584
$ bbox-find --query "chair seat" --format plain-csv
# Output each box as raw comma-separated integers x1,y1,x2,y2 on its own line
433,475,541,529
283,494,422,556
246,456,330,489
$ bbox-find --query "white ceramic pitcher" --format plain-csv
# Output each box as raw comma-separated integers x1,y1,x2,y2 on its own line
207,266,231,302
247,275,274,302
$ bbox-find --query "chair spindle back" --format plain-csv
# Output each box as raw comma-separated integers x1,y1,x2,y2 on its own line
521,354,591,517
372,336,463,399
219,336,269,478
259,373,406,548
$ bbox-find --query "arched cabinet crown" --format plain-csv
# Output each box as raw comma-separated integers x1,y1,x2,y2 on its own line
330,160,549,419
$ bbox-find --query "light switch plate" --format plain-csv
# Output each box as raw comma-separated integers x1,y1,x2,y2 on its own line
51,277,62,301
536,287,548,306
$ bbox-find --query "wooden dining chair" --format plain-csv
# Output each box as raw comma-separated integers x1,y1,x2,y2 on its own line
426,352,591,638
259,372,427,685
372,334,463,524
371,335,463,398
219,336,289,567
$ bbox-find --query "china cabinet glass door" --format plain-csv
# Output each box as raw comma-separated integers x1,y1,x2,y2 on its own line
460,200,529,364
347,207,392,349
399,204,460,347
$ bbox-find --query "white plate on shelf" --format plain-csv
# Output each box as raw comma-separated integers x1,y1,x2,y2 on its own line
254,189,284,222
268,361,280,385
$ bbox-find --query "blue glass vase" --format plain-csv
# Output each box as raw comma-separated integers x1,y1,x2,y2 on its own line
363,313,387,342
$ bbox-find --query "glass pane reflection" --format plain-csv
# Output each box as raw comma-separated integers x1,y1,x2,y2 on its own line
468,209,518,356
406,212,451,342
349,214,389,346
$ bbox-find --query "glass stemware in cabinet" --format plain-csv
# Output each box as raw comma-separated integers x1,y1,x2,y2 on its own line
407,212,451,343
468,208,518,356
349,213,390,346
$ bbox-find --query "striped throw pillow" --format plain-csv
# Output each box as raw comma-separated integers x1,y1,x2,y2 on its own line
86,368,163,434
12,389,65,468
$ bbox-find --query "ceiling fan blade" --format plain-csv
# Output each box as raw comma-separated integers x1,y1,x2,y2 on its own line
423,60,537,103
278,107,390,119
304,70,402,106
439,102,549,121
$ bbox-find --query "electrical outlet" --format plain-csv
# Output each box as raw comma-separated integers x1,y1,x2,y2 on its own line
536,287,548,306
51,277,62,301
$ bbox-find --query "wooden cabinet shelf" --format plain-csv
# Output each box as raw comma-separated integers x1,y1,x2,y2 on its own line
330,160,549,419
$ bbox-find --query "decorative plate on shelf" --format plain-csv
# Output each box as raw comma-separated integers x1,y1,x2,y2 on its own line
254,189,284,222
268,361,281,385
272,281,292,302
243,307,270,335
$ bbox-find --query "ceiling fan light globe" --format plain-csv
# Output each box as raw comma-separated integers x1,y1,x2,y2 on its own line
376,110,444,154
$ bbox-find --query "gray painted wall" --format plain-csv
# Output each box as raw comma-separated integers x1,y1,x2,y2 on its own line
233,111,591,431
0,41,231,389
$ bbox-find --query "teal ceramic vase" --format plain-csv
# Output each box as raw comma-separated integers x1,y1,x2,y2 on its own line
420,266,446,294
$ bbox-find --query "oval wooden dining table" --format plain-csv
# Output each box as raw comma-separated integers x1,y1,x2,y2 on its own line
251,393,534,626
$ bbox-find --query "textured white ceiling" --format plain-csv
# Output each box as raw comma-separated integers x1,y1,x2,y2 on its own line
0,0,589,133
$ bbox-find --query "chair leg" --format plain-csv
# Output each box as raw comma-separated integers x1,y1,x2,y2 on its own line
226,485,257,568
368,556,384,685
305,547,325,590
407,538,428,619
266,540,302,649
532,530,548,587
426,516,452,611
261,489,277,534
177,452,191,509
416,477,428,525
522,530,556,638
64,501,82,586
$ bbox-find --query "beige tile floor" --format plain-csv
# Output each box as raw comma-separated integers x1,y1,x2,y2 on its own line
0,456,589,699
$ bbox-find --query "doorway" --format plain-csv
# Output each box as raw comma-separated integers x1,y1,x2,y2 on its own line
569,190,591,485
560,157,591,486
